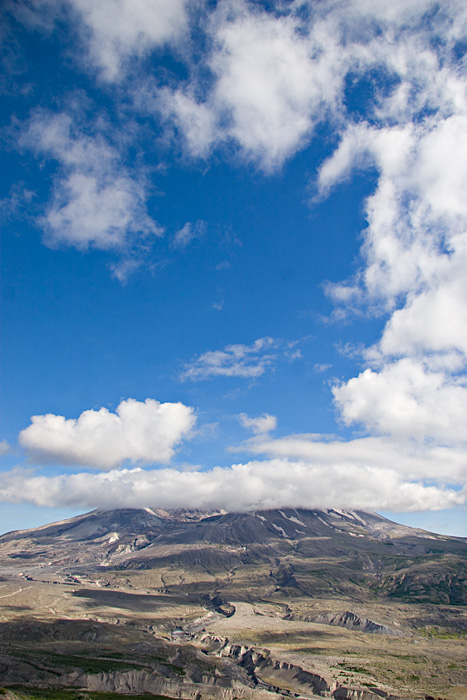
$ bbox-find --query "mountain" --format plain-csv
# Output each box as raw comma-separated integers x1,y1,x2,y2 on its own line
0,508,466,700
1,507,466,605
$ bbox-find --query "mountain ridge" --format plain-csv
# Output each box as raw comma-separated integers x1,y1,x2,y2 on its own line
1,507,466,605
0,506,436,542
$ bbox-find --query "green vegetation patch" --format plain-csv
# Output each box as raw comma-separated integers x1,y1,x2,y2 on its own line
6,688,78,700
336,662,373,676
21,653,143,675
419,626,466,639
92,694,174,700
6,687,173,700
152,658,185,676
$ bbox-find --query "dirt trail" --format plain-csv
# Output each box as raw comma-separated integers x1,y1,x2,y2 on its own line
0,585,32,599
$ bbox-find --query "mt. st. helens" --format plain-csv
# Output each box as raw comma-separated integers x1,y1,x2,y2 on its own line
1,507,466,604
0,509,466,700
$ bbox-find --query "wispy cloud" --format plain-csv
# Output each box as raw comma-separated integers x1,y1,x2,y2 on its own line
314,363,332,373
180,337,300,381
172,220,206,249
0,440,11,457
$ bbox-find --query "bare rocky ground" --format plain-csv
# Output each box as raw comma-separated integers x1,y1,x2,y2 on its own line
0,508,466,700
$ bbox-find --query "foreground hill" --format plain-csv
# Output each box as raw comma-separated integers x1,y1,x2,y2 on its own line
0,508,466,700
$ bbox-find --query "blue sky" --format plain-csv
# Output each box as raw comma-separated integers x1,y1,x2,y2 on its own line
1,0,467,537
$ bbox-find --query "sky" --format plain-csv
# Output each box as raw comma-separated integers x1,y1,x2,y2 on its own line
1,0,467,537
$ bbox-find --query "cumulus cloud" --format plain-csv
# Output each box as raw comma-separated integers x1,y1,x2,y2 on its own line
238,412,277,434
19,398,196,469
207,4,339,171
333,359,467,446
11,0,467,174
160,0,345,170
157,87,219,160
19,111,161,263
319,118,467,311
157,0,467,172
180,337,299,381
0,460,462,513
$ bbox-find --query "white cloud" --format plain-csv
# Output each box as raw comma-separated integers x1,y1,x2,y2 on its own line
158,87,219,160
157,0,467,172
0,460,462,513
319,117,467,309
243,433,467,486
19,398,196,469
0,440,11,456
332,360,467,446
10,0,190,82
43,171,152,250
207,4,338,171
7,0,467,515
308,7,467,455
160,1,345,170
12,0,467,173
19,111,161,269
378,270,467,360
70,0,189,81
238,412,277,435
172,220,206,249
180,337,298,381
318,118,467,450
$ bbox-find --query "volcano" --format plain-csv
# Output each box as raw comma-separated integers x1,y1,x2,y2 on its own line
0,508,466,700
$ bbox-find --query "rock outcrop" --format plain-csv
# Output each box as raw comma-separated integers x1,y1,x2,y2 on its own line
311,611,404,636
61,669,282,700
